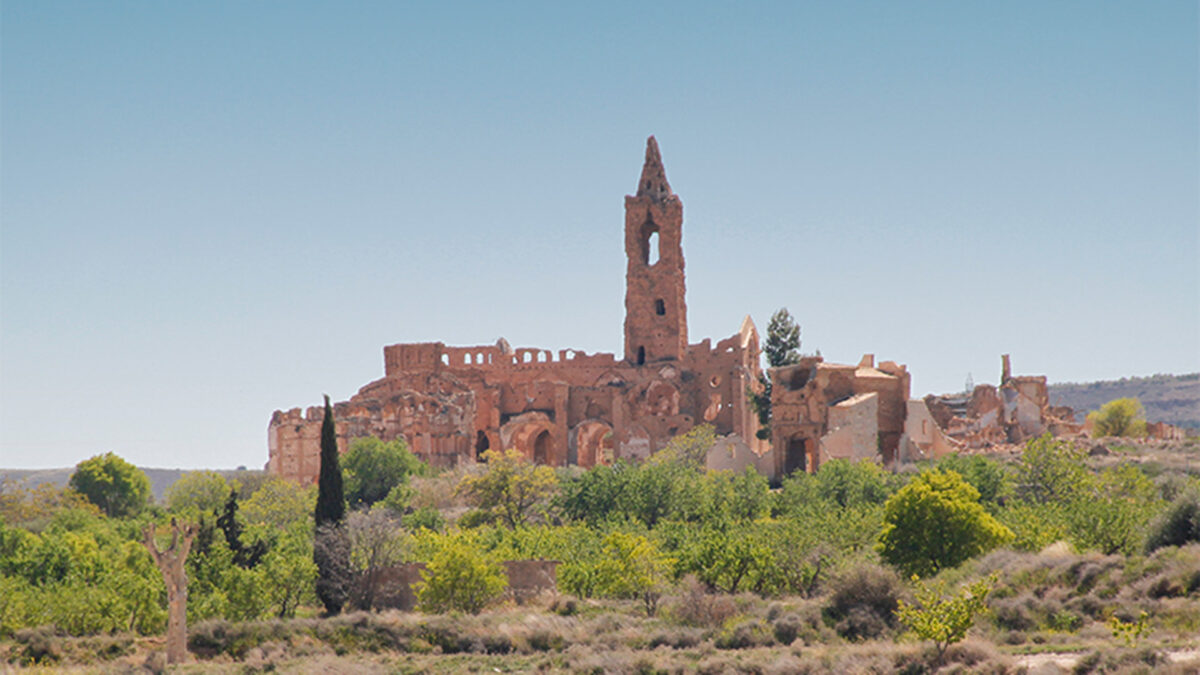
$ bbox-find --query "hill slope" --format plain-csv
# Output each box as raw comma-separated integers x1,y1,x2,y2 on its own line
1049,373,1200,430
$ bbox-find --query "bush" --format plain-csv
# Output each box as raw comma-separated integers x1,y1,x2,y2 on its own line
823,563,904,641
415,533,506,614
897,574,995,665
714,617,775,649
1088,398,1148,438
13,625,63,665
1145,491,1200,552
878,469,1013,577
668,575,737,627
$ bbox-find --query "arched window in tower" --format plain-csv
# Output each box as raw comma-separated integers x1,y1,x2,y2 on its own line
637,346,646,365
655,298,666,316
647,231,660,265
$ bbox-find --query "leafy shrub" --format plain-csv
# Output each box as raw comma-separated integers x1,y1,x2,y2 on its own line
897,574,995,665
415,532,506,614
823,563,904,640
13,625,63,665
1145,491,1200,552
668,575,737,627
772,612,804,645
714,617,775,649
1088,398,1148,438
878,469,1013,577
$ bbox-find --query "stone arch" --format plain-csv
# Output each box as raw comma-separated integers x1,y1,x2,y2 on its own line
618,424,652,462
499,411,557,466
570,420,613,469
475,430,491,461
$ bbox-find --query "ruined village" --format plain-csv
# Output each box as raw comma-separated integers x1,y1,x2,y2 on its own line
266,138,1183,486
3,3,1197,671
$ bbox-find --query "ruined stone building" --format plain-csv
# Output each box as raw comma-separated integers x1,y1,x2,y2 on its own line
907,355,1083,458
768,355,912,475
267,138,770,484
265,139,1094,485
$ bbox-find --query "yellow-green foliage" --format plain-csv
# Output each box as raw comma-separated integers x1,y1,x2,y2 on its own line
593,531,673,616
165,471,232,516
1087,397,1148,438
416,531,507,614
878,469,1013,577
457,448,558,528
898,574,995,663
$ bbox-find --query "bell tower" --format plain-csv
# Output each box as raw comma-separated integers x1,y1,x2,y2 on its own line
624,136,688,365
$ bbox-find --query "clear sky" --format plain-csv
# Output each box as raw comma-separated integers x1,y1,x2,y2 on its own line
2,1,1197,470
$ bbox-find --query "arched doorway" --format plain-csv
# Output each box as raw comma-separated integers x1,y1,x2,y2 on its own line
475,430,490,461
533,430,552,465
785,436,809,475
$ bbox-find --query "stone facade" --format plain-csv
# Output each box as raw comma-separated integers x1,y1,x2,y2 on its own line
915,355,1083,453
267,138,768,483
768,354,911,474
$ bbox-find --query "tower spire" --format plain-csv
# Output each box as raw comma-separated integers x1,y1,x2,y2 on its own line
636,136,672,200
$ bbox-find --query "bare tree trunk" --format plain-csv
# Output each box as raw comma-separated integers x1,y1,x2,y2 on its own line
144,519,198,665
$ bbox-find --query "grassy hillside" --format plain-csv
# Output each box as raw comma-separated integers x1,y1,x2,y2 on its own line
1049,373,1200,430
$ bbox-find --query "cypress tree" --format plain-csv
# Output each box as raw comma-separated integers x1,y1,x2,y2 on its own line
314,394,345,526
314,393,349,614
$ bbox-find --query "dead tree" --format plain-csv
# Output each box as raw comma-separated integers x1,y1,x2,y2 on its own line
143,519,198,665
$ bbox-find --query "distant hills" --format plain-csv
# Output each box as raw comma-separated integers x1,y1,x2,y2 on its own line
0,467,264,502
1048,373,1200,430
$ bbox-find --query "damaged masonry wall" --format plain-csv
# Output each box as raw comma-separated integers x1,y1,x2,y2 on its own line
267,137,770,484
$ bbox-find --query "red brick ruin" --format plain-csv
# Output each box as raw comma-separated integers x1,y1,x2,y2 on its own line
266,138,1113,482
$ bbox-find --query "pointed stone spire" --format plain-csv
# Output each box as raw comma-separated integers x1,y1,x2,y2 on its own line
636,136,673,201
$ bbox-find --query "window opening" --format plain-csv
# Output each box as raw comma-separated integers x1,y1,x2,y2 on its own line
637,346,646,365
655,298,665,315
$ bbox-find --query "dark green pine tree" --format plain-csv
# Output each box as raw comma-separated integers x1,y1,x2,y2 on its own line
314,394,345,526
314,393,349,615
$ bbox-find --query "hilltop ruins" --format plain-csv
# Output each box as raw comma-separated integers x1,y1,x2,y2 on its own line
266,138,1092,483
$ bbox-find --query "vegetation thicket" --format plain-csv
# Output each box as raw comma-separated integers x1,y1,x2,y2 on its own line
68,452,151,518
2,427,1199,671
1088,397,1149,438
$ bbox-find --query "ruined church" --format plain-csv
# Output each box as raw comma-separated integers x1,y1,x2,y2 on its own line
268,138,771,482
265,138,1080,484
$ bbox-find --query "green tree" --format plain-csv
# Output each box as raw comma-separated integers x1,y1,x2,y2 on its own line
241,478,315,530
342,436,425,508
1087,397,1148,438
1015,434,1089,504
898,574,996,666
814,459,893,509
68,452,151,518
216,490,267,569
165,471,231,515
593,531,673,616
878,469,1013,578
750,308,802,441
416,532,506,614
313,394,348,615
936,454,1011,506
764,307,802,368
314,395,345,527
649,424,717,469
457,448,558,528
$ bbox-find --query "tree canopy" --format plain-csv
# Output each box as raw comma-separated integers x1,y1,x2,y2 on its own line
68,452,151,518
878,469,1012,578
341,437,425,508
764,307,802,368
1087,397,1148,438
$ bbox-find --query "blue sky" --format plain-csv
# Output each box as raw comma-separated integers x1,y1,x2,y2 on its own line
2,1,1197,470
